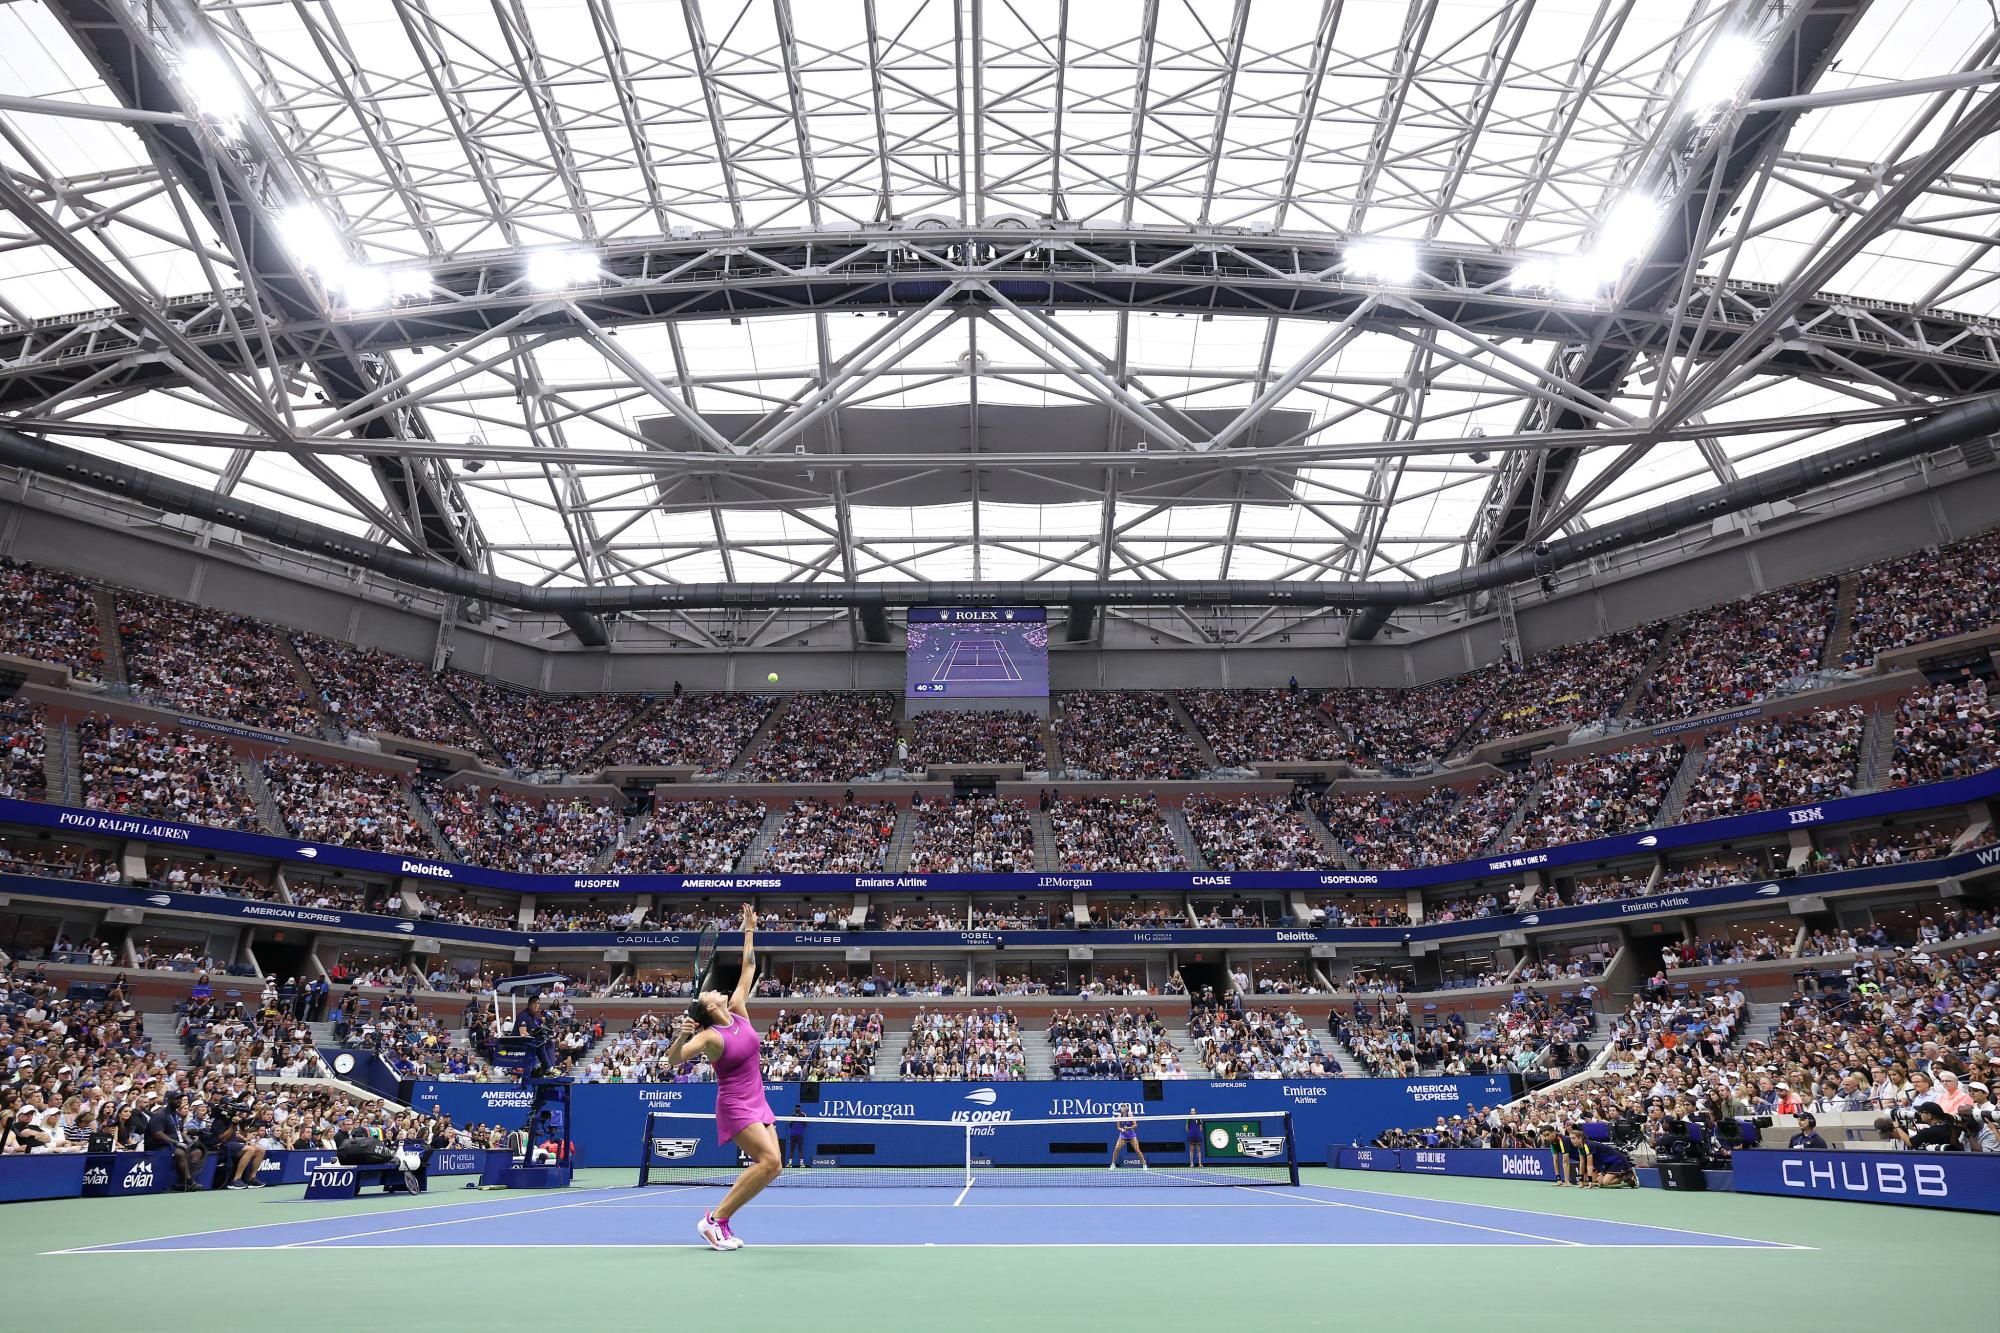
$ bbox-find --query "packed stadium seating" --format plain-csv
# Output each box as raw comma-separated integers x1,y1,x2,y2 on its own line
746,693,896,781
74,717,260,830
759,797,895,873
906,708,1046,769
0,700,46,802
896,1006,1027,1080
1047,794,1185,872
0,557,102,680
261,754,433,854
907,793,1037,872
115,590,321,734
291,632,488,751
1634,579,1837,722
1181,793,1341,870
418,781,626,875
1189,1002,1336,1078
1055,691,1206,779
599,691,774,772
607,798,766,874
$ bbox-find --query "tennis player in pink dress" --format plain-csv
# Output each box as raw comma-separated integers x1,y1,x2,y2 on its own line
666,904,779,1251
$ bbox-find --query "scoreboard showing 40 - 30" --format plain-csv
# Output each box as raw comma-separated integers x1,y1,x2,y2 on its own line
905,607,1049,699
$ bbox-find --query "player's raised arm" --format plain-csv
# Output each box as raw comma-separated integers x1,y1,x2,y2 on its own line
730,903,758,1017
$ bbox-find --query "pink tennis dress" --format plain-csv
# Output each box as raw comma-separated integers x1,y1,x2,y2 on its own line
712,1015,773,1144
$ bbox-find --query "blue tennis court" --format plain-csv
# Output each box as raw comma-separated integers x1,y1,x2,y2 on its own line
48,1181,1804,1253
931,636,1023,683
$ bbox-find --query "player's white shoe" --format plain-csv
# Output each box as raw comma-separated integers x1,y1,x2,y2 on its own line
698,1212,742,1251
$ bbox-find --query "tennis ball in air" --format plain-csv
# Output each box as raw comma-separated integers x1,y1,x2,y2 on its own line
767,672,780,684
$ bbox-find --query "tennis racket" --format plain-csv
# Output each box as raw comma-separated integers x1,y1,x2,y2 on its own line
690,922,720,995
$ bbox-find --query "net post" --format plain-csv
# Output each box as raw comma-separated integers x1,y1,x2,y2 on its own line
963,1119,973,1190
1284,1111,1299,1187
637,1110,654,1188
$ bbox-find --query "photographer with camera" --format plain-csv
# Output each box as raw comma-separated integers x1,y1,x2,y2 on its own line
197,1094,268,1189
1882,1102,1966,1151
1963,1082,1997,1152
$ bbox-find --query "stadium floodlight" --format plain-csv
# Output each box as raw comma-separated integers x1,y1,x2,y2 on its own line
1596,193,1666,264
525,247,602,291
1344,239,1420,282
328,264,432,310
1682,34,1763,115
331,263,389,311
277,205,346,272
175,48,247,127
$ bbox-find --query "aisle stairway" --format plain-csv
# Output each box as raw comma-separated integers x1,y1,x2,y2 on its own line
141,1013,191,1068
1858,709,1897,792
729,696,791,772
1164,808,1205,869
275,634,336,736
43,719,79,805
91,588,127,685
1654,745,1707,825
239,758,287,836
1821,573,1862,669
1166,694,1222,771
741,803,792,871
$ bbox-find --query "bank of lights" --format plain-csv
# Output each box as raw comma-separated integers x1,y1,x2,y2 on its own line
1683,34,1763,115
1344,239,1420,282
277,207,430,310
526,248,603,290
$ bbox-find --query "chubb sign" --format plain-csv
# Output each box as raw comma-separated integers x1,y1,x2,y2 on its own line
1731,1149,2000,1214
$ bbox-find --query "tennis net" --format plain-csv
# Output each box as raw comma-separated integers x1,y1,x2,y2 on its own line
637,1110,1297,1188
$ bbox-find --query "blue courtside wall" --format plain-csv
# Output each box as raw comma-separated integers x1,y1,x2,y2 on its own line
405,1076,1511,1168
1731,1149,2000,1214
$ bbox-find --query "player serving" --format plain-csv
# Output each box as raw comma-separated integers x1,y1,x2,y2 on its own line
665,904,779,1251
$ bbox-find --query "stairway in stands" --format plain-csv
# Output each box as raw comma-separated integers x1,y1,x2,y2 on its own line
1819,572,1862,669
741,803,793,871
1654,744,1708,825
1166,693,1223,771
1164,807,1205,869
579,696,663,773
1017,1027,1058,1078
403,787,455,858
730,696,792,773
275,633,337,738
238,758,288,836
141,1013,191,1068
1300,803,1361,868
886,805,923,872
1029,811,1059,869
42,718,80,804
1857,708,1898,792
1615,620,1680,719
1739,999,1788,1047
1165,1026,1211,1077
1486,776,1545,852
91,588,127,685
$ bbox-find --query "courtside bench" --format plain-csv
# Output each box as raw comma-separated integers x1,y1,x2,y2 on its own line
303,1161,419,1201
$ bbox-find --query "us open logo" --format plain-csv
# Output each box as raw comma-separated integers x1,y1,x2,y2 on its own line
653,1138,700,1160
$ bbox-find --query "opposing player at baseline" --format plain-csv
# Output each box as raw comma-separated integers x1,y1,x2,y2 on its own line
665,904,778,1251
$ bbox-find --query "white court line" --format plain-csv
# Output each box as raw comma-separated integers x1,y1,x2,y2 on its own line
1240,1185,1584,1246
1292,1182,1811,1251
43,1185,662,1255
43,1241,1796,1253
276,1186,695,1249
951,1180,974,1207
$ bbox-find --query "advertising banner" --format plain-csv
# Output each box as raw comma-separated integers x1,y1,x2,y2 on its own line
5,767,1994,904
406,1075,1511,1168
1730,1149,2000,1214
